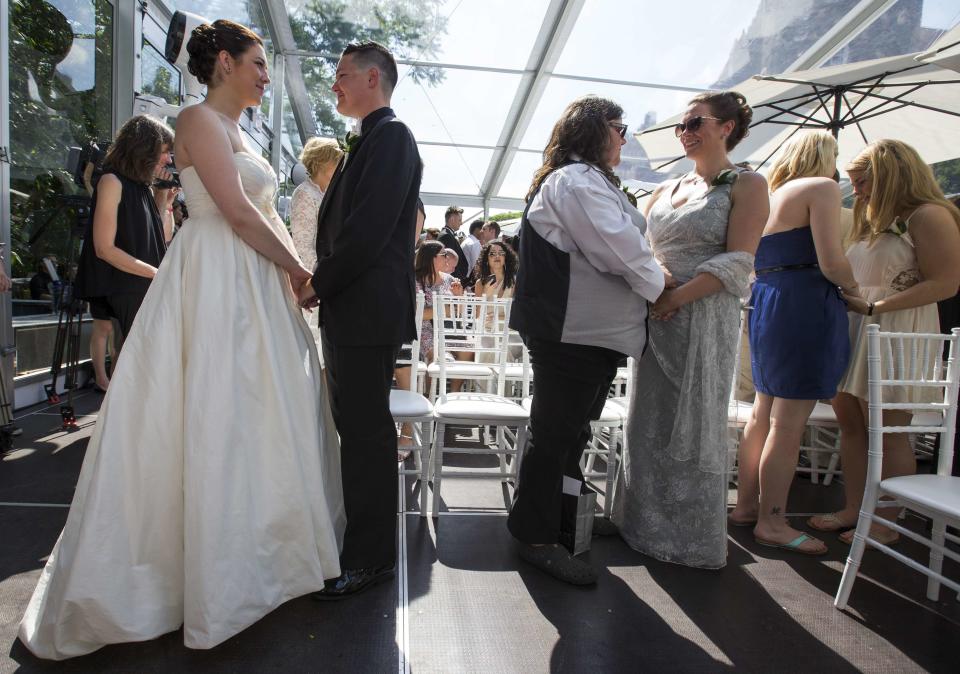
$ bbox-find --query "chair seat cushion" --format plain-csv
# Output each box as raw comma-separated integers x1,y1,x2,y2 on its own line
728,400,753,424
520,397,624,424
390,389,432,417
503,363,526,379
808,402,838,426
881,474,960,519
426,362,495,378
435,393,528,421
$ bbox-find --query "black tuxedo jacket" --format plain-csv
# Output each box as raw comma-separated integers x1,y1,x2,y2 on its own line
312,107,422,346
438,227,469,280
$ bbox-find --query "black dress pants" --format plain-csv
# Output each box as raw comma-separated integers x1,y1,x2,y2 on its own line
322,336,401,569
507,336,622,544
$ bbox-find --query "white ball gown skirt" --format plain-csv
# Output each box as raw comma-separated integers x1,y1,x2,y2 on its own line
18,154,345,659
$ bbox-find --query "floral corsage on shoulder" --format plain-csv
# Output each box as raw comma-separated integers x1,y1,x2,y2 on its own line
884,217,915,246
711,168,739,188
611,174,642,208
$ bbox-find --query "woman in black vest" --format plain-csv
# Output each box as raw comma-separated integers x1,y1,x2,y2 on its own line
76,115,175,339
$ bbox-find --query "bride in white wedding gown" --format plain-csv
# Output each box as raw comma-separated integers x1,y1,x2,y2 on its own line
18,20,345,660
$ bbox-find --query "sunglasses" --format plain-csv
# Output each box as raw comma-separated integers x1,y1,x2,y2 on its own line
674,115,722,137
609,122,628,139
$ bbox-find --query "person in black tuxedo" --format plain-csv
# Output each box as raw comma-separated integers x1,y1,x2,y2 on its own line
299,41,422,599
439,206,469,280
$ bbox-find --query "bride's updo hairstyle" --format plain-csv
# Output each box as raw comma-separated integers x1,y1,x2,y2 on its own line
186,19,263,86
689,90,753,151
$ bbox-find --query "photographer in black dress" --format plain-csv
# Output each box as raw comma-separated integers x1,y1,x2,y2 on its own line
75,115,176,340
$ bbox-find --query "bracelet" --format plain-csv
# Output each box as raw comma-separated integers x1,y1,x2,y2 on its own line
867,302,875,316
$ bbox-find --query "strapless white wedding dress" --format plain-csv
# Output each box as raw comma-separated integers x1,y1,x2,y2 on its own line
19,152,345,659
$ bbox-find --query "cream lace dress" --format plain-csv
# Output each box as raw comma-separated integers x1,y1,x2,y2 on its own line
838,215,940,403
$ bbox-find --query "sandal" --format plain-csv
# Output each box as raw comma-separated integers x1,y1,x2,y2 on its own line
839,527,899,546
728,515,758,528
755,532,828,556
807,512,856,532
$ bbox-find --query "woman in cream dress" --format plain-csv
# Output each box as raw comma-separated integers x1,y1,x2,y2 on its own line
808,139,960,544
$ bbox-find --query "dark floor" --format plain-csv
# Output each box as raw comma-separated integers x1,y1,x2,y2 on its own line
1,393,959,673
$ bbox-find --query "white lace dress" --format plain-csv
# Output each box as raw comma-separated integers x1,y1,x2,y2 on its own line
289,180,325,351
612,176,753,569
19,152,345,659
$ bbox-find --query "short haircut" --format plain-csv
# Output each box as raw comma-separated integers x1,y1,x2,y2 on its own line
482,221,501,236
468,220,484,235
342,41,398,94
299,137,343,178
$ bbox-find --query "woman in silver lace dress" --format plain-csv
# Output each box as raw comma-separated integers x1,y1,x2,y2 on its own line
612,91,769,569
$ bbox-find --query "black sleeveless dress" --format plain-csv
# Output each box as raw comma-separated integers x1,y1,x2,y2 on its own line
75,170,166,336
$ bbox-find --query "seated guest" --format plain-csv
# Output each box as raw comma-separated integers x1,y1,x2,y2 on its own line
74,114,175,340
474,240,519,364
440,247,460,278
421,227,441,243
474,240,518,300
730,131,857,555
509,95,665,584
808,139,960,544
481,220,501,245
415,241,462,364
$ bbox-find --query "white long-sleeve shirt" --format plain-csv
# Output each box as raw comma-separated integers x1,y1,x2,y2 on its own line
512,162,665,358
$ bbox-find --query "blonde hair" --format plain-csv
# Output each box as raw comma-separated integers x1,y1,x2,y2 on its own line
767,131,837,192
299,138,343,179
845,139,960,245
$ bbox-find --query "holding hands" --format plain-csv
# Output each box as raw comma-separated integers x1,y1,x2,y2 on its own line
650,265,681,321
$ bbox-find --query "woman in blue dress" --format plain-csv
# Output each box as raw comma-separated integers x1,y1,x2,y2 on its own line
729,131,859,555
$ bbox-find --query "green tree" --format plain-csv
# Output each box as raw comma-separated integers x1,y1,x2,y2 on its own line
288,0,447,137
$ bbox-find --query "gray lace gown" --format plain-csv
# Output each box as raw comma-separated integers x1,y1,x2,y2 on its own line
611,176,753,569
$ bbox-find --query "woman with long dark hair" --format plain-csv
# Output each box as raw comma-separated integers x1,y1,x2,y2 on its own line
19,19,344,658
507,95,665,585
611,91,769,569
74,114,175,340
472,240,518,299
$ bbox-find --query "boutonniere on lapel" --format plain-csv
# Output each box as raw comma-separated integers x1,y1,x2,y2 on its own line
337,131,361,165
612,174,640,208
710,168,739,189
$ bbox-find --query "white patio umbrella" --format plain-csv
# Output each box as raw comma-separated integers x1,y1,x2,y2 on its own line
636,26,960,176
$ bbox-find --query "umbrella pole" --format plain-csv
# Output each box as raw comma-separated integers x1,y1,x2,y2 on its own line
831,90,842,139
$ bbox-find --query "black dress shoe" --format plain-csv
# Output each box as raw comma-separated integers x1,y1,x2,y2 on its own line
311,565,395,601
518,544,597,586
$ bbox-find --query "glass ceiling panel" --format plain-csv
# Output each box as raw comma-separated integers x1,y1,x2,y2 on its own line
393,67,521,146
419,146,493,195
553,0,764,89
519,78,693,154
497,151,543,201
286,0,550,70
824,0,960,66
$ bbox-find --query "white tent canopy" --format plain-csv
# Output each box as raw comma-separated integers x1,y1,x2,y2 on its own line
147,0,960,216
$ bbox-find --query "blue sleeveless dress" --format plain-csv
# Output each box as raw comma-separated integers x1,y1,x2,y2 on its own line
748,227,849,399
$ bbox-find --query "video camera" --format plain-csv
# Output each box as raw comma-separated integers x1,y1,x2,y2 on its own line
153,159,181,190
66,141,109,193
